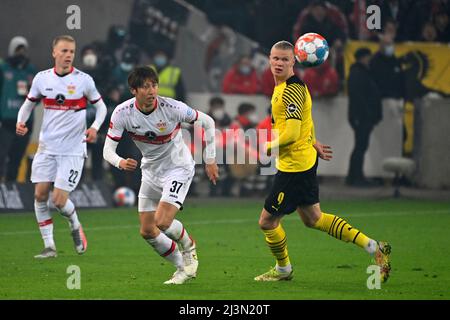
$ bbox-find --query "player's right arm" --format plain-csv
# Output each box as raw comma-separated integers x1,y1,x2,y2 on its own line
103,108,138,171
16,73,41,136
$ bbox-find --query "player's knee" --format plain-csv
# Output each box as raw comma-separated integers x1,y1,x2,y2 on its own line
303,214,320,228
258,216,277,230
155,216,171,231
52,195,66,209
140,226,158,239
34,192,49,203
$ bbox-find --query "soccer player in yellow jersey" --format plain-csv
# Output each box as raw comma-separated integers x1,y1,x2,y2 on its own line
254,41,391,283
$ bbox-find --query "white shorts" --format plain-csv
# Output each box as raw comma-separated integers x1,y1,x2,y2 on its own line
31,153,84,192
138,166,195,212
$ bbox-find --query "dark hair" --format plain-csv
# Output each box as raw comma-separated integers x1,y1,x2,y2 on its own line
128,65,159,89
209,96,224,107
354,47,372,60
237,102,256,115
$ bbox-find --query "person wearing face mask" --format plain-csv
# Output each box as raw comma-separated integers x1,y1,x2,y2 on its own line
150,50,185,101
370,31,405,155
222,55,261,94
0,36,36,182
206,97,233,197
370,33,404,101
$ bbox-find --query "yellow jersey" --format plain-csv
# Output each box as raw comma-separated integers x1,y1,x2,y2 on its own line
271,75,317,172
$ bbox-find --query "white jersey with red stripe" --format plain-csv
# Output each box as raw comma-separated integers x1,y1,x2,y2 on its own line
107,96,197,174
27,67,101,156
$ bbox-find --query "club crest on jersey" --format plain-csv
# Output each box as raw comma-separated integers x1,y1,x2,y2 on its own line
288,103,297,113
156,120,167,132
55,94,66,105
67,85,76,95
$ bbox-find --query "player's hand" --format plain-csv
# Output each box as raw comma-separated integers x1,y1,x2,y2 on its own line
16,122,28,136
84,127,98,143
205,160,219,185
263,142,272,157
314,140,333,161
119,158,138,171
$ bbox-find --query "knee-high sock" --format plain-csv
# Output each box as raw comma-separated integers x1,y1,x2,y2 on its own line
313,212,377,253
56,199,80,231
163,219,195,251
34,200,55,249
145,233,184,270
262,224,290,267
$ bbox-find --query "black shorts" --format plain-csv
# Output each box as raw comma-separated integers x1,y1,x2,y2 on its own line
264,158,319,216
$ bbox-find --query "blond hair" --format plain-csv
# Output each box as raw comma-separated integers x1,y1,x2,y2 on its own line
52,35,76,48
272,40,294,51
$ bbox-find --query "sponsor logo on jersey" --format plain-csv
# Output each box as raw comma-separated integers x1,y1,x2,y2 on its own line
288,103,297,113
55,94,66,105
45,88,53,91
156,120,167,132
67,85,76,95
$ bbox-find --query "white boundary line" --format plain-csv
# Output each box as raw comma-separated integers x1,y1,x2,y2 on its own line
0,209,448,236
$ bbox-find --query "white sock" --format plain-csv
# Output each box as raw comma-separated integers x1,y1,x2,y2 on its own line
34,200,55,249
365,239,378,255
56,199,80,231
163,219,195,251
276,264,292,274
145,232,184,270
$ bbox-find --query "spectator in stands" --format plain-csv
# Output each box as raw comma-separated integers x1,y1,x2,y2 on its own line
222,55,260,94
228,102,259,196
434,11,450,42
112,45,141,102
109,45,142,194
151,50,186,100
261,66,275,98
0,36,36,182
293,0,348,46
208,96,232,128
206,96,233,197
346,48,382,187
302,60,339,98
370,34,404,100
292,1,347,81
419,21,438,42
378,0,410,41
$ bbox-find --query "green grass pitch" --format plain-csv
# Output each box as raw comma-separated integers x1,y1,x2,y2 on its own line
0,199,449,300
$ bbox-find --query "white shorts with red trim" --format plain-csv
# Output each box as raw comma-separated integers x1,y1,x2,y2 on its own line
138,166,195,212
31,153,84,192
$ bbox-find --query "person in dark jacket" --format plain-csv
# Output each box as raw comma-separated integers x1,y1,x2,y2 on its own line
346,48,382,186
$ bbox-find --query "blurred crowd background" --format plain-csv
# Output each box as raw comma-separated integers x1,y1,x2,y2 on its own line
1,0,449,200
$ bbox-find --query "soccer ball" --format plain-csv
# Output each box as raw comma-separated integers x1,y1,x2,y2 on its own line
294,33,329,67
113,187,136,207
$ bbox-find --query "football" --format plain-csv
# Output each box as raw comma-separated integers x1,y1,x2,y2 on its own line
113,187,136,207
294,32,329,67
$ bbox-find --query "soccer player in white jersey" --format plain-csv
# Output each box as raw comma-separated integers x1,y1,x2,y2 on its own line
103,66,219,284
16,35,107,258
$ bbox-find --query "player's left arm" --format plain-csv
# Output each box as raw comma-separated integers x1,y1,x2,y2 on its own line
193,111,219,185
84,75,107,143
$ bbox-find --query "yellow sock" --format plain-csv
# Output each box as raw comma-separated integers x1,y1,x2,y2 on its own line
313,212,370,249
262,224,290,267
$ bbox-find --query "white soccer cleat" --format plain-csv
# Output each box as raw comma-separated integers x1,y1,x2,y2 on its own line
34,247,57,259
71,225,87,254
182,247,199,278
163,269,192,285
